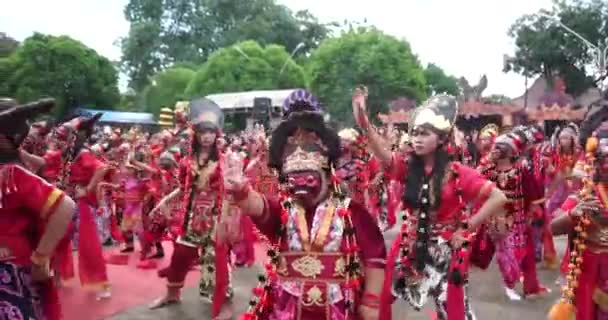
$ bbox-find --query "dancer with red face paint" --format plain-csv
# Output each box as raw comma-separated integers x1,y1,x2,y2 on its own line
227,89,386,320
354,87,508,320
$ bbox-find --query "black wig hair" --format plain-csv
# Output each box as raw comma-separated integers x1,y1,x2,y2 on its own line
191,134,219,162
268,112,341,175
403,133,451,210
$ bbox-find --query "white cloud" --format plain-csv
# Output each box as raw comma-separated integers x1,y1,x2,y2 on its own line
2,0,554,97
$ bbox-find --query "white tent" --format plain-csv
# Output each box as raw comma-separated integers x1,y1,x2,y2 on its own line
205,89,298,112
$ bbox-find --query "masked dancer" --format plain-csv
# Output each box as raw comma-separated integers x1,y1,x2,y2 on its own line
229,89,387,320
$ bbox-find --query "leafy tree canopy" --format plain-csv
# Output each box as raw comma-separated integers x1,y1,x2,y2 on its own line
308,27,427,123
1,33,120,116
185,40,307,97
141,67,195,115
120,0,335,91
505,0,608,96
424,63,460,96
0,33,19,58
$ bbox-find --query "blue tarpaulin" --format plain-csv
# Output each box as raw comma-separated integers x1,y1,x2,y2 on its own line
75,108,157,125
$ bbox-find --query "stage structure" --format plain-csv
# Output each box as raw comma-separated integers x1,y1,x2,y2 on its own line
205,89,298,131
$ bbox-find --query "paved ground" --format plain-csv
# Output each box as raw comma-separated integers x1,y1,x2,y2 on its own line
111,227,566,320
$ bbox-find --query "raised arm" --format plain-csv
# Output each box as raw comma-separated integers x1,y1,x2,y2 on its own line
352,87,392,166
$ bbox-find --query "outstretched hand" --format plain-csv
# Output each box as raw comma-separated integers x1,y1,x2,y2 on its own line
223,151,247,192
352,86,370,129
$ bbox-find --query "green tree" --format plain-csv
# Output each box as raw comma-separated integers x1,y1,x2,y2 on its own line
483,94,512,104
185,41,306,97
141,67,195,115
117,90,139,111
424,63,460,96
120,0,334,91
505,0,608,96
0,33,19,58
1,33,120,116
308,28,427,123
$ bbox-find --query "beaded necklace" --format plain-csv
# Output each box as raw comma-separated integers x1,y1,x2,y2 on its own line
242,169,362,320
557,151,593,306
394,163,470,291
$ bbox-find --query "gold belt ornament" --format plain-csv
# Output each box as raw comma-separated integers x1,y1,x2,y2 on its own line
302,285,325,307
292,255,325,278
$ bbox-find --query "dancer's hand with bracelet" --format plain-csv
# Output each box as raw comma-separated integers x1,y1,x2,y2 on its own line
359,292,380,320
30,251,52,282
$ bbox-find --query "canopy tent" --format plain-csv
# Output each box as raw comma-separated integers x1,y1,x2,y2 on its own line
205,89,298,113
75,108,157,125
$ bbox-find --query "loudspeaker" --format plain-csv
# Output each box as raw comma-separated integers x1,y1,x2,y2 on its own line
253,97,271,115
253,97,271,128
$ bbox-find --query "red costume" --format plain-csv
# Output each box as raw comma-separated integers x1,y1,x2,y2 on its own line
241,89,386,320
0,164,66,320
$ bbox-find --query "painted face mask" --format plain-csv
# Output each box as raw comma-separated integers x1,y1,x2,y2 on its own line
286,171,324,205
282,129,329,205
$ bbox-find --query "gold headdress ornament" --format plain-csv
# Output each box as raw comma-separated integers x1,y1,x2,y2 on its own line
338,128,359,142
158,107,174,127
283,129,328,174
479,123,499,139
409,94,459,135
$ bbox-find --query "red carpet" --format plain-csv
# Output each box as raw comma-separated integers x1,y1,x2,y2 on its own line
59,242,199,320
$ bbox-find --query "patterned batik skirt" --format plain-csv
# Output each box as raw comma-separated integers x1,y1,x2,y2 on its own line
0,262,45,320
392,238,476,320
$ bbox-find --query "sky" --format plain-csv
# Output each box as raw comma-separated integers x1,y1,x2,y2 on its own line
1,0,555,97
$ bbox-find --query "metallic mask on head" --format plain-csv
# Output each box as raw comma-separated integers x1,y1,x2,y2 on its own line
409,94,458,138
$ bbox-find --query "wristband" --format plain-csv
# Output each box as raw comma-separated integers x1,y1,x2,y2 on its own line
361,292,380,309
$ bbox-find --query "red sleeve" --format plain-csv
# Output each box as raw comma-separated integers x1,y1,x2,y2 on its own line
522,166,544,206
456,162,494,207
177,158,189,189
249,196,282,243
349,200,386,268
14,165,65,219
561,196,579,214
387,153,407,180
367,157,380,177
82,151,104,172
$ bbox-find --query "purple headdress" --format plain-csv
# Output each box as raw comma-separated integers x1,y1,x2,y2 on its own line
282,89,322,118
270,89,340,172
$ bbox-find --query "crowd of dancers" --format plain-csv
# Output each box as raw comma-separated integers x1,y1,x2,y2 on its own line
2,88,608,320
